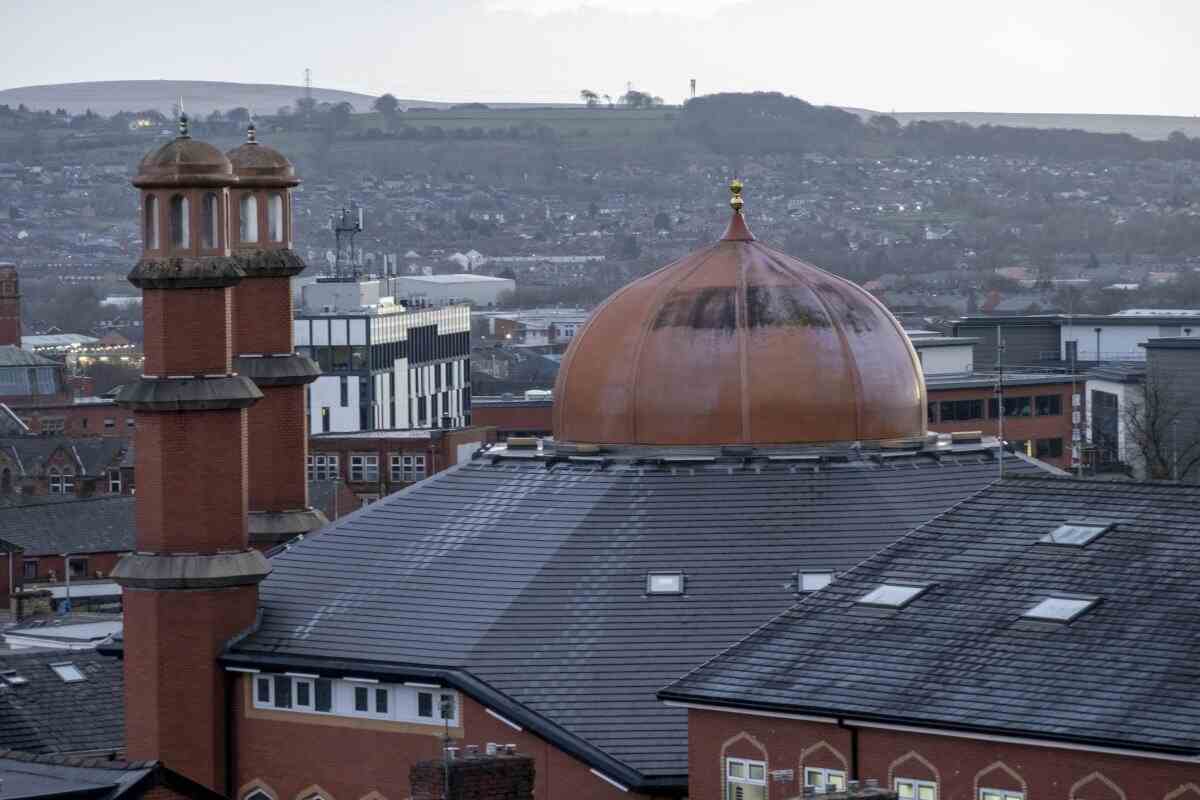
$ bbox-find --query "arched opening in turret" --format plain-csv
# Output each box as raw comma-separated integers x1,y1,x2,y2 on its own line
201,192,219,249
240,194,259,243
268,193,284,242
144,194,159,250
169,194,190,248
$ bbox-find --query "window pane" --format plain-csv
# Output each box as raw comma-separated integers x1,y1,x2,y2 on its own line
201,192,219,248
296,680,311,707
354,686,369,712
918,787,936,800
273,676,292,708
169,195,190,247
418,691,433,717
830,773,846,790
375,688,389,714
897,784,915,799
256,677,271,704
747,764,764,780
805,769,822,786
315,679,332,712
440,693,455,720
240,194,258,242
728,761,746,778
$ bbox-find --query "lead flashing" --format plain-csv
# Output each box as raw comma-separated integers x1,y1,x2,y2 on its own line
117,375,263,411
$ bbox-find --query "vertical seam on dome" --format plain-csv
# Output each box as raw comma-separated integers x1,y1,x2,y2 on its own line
735,241,751,443
553,249,698,440
627,244,724,444
754,243,867,442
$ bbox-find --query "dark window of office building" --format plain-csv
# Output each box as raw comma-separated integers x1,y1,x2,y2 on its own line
939,399,983,422
1036,394,1063,416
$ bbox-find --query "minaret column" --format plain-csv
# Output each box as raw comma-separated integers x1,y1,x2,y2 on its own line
111,115,267,792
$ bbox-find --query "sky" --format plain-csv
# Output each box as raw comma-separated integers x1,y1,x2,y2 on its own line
4,0,1199,115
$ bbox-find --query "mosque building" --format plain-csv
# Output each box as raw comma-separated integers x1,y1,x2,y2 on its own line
111,123,1051,799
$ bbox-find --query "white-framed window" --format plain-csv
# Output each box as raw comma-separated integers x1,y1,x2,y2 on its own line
646,572,684,595
61,469,75,494
897,778,938,800
980,790,1023,800
399,454,426,481
390,454,403,482
252,673,458,725
804,767,846,793
48,467,62,493
725,757,766,800
108,469,121,494
307,454,339,482
103,417,115,430
350,453,379,482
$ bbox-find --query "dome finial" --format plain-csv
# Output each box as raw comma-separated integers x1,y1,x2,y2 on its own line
246,121,257,144
729,179,744,213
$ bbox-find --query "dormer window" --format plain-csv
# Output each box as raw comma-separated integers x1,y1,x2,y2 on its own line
144,195,159,249
169,194,190,248
858,583,927,608
1040,521,1112,547
1023,595,1097,622
646,572,684,595
240,194,259,242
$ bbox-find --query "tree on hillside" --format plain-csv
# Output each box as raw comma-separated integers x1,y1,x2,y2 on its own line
602,94,613,109
227,107,251,124
206,109,224,123
295,96,317,117
653,211,671,231
373,94,401,130
620,90,660,109
580,89,599,108
329,101,355,132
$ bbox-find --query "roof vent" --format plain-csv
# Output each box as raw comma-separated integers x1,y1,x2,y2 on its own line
857,583,928,608
506,436,541,450
1023,595,1098,622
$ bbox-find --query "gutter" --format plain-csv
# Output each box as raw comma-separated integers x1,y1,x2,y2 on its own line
657,693,1200,764
221,651,688,797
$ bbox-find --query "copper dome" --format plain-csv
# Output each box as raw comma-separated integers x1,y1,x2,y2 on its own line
553,193,926,446
226,125,299,188
132,116,233,189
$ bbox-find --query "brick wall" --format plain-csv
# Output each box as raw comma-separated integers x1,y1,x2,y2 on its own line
410,751,534,800
233,680,663,800
687,707,1200,800
927,382,1078,468
19,404,136,437
470,403,552,438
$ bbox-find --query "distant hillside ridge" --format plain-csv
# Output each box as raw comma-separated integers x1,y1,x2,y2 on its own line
0,80,389,116
847,108,1200,142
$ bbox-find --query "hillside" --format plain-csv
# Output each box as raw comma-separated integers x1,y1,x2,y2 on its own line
0,80,385,116
847,108,1200,141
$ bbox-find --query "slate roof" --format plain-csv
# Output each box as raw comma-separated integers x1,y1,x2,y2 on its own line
0,649,124,755
0,346,59,368
0,435,128,478
0,750,223,800
661,476,1200,757
227,444,1049,791
0,495,135,556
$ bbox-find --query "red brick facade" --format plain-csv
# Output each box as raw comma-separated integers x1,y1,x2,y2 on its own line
0,264,20,348
231,678,664,800
17,402,136,437
471,401,553,438
926,381,1078,468
686,707,1200,800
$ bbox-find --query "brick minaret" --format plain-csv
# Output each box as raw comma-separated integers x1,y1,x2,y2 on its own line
227,124,325,548
112,115,268,792
0,262,20,347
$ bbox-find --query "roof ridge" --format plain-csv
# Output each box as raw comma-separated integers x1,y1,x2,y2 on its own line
0,748,145,770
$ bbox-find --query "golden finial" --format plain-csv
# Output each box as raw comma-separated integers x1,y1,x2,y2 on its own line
729,179,744,213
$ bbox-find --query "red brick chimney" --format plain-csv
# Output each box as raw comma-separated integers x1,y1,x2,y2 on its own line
111,114,268,792
226,124,325,548
0,263,20,348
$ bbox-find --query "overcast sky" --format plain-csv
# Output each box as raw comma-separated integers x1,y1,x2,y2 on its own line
5,0,1198,114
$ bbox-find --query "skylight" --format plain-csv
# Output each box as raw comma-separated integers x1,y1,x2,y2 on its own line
1040,521,1113,547
646,572,684,595
0,670,28,686
857,583,927,608
800,572,833,592
50,663,85,683
1023,596,1097,622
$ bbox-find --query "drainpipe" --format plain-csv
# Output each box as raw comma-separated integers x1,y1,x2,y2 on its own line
837,718,860,781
